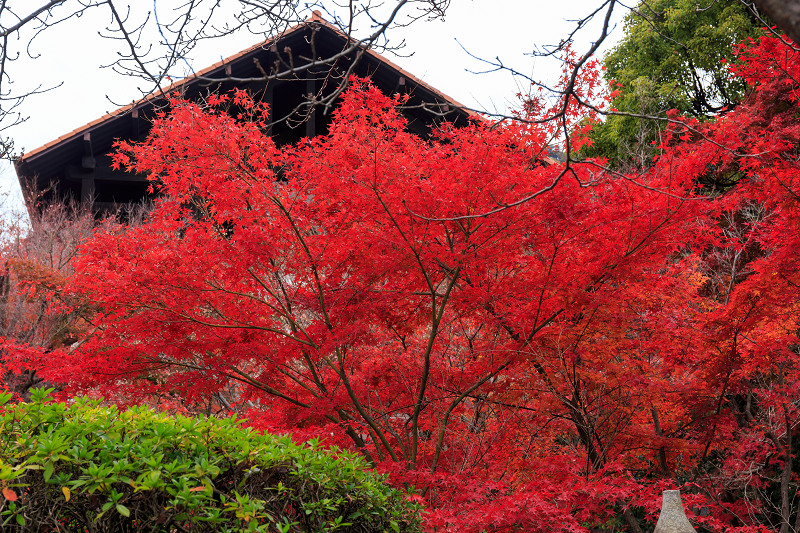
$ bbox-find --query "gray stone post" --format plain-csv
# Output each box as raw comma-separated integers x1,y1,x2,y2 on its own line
653,490,697,533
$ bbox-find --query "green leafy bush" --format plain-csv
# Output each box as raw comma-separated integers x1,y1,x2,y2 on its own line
0,389,421,532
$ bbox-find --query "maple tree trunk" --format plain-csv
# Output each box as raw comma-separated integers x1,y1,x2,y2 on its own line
622,507,644,533
567,390,605,472
780,406,793,533
652,407,669,476
753,0,800,45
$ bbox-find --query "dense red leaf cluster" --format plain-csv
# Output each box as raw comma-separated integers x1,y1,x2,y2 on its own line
6,35,800,532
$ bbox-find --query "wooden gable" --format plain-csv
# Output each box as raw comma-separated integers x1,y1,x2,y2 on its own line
15,14,473,213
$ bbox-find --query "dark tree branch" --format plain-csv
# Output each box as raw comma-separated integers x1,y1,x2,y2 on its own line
753,0,800,44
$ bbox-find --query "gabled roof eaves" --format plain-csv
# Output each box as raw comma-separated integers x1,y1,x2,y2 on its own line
20,13,478,163
19,22,307,162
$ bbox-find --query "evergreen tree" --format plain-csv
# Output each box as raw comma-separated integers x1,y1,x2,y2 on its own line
584,0,766,169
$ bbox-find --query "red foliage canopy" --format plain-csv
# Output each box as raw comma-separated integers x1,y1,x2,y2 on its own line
12,35,800,532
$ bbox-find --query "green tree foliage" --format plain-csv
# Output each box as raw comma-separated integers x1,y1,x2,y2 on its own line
584,0,766,169
0,389,421,532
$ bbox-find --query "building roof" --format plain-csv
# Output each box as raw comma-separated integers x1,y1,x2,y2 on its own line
21,12,474,162
15,12,477,210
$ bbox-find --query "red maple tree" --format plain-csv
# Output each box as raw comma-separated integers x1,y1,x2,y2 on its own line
12,34,800,532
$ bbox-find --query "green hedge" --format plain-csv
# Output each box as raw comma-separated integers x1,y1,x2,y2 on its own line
0,389,421,532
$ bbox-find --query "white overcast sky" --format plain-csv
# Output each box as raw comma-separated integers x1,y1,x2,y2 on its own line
1,0,627,214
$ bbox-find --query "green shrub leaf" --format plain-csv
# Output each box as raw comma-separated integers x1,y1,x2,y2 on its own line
0,389,422,532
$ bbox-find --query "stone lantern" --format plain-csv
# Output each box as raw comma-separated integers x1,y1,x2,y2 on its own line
653,490,697,533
